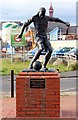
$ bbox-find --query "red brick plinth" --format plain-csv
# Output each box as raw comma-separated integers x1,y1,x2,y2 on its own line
16,72,60,117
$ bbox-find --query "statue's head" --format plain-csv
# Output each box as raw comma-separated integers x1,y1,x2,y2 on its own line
39,7,46,18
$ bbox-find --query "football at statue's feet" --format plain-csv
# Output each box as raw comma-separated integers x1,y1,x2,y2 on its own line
33,61,42,71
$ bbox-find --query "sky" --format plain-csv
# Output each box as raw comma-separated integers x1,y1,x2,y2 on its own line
0,0,77,25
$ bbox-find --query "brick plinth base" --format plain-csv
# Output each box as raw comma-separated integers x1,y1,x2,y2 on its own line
16,72,60,117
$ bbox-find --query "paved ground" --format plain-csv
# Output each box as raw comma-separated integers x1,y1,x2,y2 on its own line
0,95,77,119
60,71,78,78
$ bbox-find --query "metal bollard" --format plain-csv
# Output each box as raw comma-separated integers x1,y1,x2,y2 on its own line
11,70,14,97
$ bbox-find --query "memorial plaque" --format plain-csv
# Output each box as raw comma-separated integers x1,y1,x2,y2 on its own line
30,78,45,88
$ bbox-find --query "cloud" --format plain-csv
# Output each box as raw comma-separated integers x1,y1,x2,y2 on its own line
0,0,77,25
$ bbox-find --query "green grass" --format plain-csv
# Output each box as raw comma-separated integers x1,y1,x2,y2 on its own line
47,63,67,72
1,58,68,75
1,58,30,75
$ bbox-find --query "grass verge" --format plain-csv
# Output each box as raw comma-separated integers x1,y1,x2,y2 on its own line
1,58,68,75
1,58,30,75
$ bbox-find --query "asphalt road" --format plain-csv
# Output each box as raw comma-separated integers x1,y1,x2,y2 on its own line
0,75,77,95
60,77,76,92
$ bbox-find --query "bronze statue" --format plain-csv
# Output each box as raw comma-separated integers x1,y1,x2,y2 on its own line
17,7,70,70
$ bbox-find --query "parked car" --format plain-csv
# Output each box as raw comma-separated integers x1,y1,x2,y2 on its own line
65,48,78,58
52,47,74,57
27,47,47,58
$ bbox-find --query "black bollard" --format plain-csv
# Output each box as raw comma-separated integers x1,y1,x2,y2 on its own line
77,55,78,61
11,70,14,97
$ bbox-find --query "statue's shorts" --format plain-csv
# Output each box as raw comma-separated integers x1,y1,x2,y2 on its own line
35,35,53,52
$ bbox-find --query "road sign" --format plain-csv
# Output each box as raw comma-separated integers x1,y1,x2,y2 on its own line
11,34,26,46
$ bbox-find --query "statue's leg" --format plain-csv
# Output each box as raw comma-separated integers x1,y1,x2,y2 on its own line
43,40,53,69
29,40,44,69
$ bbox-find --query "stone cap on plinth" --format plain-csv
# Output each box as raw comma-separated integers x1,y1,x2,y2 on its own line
22,68,56,72
17,68,60,79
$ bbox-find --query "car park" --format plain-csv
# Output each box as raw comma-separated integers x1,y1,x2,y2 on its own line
65,48,78,58
52,47,74,57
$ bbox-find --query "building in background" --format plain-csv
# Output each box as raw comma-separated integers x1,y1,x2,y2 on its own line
49,3,54,17
47,22,78,40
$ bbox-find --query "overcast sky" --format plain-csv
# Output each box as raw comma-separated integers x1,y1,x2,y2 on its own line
0,0,77,25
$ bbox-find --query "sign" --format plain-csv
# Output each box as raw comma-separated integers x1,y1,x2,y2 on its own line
2,23,12,43
11,34,26,46
30,79,45,88
2,22,18,44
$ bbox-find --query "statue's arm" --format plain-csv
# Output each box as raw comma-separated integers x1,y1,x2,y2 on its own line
48,16,70,26
18,18,33,38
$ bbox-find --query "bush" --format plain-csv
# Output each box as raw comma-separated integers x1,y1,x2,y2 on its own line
67,61,78,71
53,58,68,66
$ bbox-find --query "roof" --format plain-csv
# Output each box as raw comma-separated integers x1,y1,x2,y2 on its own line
47,22,77,34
